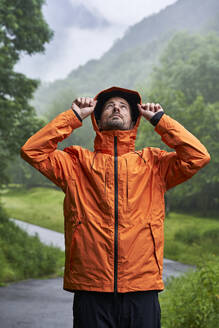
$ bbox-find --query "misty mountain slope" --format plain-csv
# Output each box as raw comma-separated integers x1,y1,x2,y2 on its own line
33,0,219,116
66,34,169,93
107,0,219,56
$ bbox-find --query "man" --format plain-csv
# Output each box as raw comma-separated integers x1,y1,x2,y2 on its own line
21,86,210,327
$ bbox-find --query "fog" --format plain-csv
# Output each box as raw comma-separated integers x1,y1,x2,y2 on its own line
15,0,177,82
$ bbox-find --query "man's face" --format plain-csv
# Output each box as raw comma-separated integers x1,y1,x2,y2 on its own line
98,97,134,131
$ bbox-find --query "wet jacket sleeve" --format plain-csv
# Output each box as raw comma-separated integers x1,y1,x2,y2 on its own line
155,114,211,190
20,109,82,192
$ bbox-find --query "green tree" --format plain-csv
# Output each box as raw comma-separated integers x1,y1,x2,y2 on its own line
149,32,219,104
0,0,53,186
137,32,219,215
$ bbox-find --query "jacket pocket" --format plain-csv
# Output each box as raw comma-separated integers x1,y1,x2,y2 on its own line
69,217,83,270
148,223,163,275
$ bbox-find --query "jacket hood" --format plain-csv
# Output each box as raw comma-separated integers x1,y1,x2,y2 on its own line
91,86,142,156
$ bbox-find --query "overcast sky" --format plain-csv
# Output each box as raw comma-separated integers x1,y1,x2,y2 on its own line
15,0,177,82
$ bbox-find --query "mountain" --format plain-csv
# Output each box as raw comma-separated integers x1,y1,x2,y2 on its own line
106,0,219,56
33,0,219,117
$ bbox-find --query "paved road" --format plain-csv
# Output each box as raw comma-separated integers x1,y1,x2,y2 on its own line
0,278,73,328
0,219,194,328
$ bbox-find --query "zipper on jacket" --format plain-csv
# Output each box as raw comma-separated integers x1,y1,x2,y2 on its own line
114,136,118,295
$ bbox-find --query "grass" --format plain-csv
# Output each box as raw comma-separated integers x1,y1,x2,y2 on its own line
0,205,64,286
1,186,219,266
1,186,64,232
164,212,219,266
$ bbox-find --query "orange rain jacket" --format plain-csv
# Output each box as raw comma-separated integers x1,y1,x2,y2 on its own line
20,87,210,293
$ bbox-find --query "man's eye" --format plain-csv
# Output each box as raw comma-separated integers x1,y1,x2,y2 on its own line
120,105,128,110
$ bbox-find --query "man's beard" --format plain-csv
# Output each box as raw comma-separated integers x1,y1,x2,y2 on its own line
103,117,129,130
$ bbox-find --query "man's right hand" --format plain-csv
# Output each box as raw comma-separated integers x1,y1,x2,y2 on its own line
72,97,97,120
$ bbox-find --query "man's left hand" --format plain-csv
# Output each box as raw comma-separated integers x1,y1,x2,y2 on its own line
137,103,164,121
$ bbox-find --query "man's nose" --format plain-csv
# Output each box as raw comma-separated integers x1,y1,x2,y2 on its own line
113,104,120,112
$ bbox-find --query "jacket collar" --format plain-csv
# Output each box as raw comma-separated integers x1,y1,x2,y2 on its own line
91,113,141,156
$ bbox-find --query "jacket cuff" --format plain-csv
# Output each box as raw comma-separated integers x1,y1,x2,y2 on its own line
64,109,83,129
150,112,164,126
154,113,188,149
72,109,82,122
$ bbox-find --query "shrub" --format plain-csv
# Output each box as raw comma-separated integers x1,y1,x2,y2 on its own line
160,262,219,328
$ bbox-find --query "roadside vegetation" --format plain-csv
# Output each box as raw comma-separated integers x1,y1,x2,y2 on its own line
164,212,219,266
160,261,219,328
0,204,64,286
1,186,64,233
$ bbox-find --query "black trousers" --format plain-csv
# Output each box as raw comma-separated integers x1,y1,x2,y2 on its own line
73,290,161,328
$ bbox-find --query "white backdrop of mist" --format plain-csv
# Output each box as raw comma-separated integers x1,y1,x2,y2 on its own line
15,0,177,82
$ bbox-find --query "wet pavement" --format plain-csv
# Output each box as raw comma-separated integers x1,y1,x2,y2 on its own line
0,219,194,327
0,278,73,328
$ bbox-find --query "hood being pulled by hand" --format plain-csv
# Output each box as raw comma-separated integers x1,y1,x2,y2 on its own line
91,86,142,132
